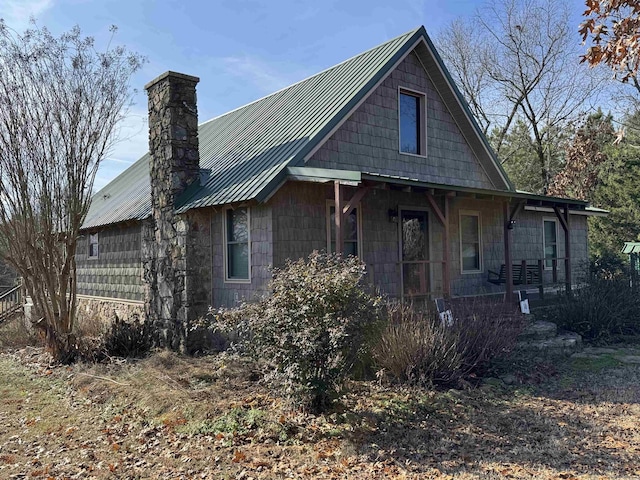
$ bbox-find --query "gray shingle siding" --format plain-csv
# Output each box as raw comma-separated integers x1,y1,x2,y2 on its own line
76,223,143,301
268,182,589,299
307,51,495,190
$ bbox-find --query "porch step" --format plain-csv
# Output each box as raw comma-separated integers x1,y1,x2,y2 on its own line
517,320,557,341
516,320,582,357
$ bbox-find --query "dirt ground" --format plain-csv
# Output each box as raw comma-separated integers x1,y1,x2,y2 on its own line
1,343,640,479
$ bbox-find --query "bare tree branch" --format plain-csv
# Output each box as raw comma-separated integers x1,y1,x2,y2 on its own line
0,21,144,361
436,0,606,193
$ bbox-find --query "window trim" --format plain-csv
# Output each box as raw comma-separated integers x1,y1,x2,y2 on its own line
326,200,362,257
543,217,558,271
397,86,427,158
223,206,251,284
459,210,483,274
88,232,99,259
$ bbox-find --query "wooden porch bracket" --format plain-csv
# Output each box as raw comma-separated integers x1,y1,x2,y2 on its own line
426,192,451,297
554,204,572,294
334,182,370,255
509,200,525,224
342,186,370,217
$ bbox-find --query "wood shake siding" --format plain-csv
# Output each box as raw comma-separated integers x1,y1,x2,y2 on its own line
269,183,589,299
76,223,143,301
307,51,495,190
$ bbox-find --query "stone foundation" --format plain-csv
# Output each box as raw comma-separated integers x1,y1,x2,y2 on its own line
76,295,144,325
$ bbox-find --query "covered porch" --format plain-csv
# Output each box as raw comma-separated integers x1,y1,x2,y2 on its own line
285,166,600,303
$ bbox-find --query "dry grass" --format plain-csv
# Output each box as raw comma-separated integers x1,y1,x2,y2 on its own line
0,315,38,349
1,346,640,478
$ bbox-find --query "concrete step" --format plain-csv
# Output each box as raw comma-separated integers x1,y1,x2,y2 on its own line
518,320,558,341
517,331,583,357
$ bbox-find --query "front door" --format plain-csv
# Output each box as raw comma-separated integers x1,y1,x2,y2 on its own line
400,210,430,298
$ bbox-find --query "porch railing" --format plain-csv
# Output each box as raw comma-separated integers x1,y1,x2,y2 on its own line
398,259,446,300
0,283,22,324
504,257,573,298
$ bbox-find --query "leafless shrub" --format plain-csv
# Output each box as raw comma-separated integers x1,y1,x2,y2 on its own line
374,299,525,386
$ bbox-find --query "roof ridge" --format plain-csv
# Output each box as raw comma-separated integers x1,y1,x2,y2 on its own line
198,27,422,128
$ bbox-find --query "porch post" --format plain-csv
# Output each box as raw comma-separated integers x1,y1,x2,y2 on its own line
503,201,514,303
334,181,343,255
554,204,572,294
426,192,451,297
443,195,451,297
565,205,572,294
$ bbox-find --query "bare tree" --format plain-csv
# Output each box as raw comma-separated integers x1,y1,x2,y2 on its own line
436,0,604,193
0,22,143,361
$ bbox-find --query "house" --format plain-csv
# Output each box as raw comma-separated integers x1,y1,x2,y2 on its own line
75,26,604,336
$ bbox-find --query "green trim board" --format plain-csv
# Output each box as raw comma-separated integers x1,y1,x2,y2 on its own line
622,242,640,254
360,171,588,208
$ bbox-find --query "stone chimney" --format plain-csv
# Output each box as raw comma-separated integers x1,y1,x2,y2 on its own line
145,71,200,201
143,71,201,351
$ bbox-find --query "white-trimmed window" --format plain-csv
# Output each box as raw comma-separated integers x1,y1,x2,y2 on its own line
460,211,482,273
327,202,361,257
224,207,250,282
543,219,558,269
398,88,426,156
88,233,99,258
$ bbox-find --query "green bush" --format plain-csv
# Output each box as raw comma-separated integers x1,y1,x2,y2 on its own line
590,251,629,280
213,251,384,412
547,277,640,341
374,300,524,386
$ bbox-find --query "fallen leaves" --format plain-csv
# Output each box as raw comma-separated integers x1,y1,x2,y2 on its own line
2,346,640,478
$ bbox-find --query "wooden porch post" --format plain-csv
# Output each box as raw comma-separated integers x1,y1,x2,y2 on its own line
334,181,343,255
554,204,572,294
443,195,450,297
425,192,451,297
503,201,514,304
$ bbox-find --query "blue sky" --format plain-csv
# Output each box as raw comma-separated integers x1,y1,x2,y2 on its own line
0,0,587,190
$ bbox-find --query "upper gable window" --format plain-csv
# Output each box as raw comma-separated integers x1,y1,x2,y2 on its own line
399,90,425,156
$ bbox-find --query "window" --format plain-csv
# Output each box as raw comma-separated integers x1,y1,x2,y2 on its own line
543,219,558,269
88,233,99,258
460,212,481,273
399,90,425,155
225,207,250,281
327,203,360,256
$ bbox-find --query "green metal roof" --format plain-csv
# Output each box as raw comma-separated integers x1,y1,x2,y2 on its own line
82,26,513,229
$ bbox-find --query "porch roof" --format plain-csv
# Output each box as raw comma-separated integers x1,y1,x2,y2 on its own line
622,242,640,254
286,167,594,211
